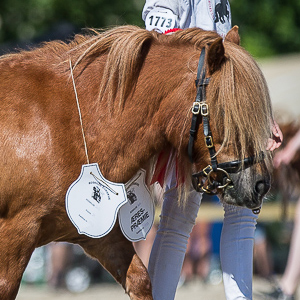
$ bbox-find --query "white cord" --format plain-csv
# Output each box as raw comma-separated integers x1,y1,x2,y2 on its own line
69,59,90,164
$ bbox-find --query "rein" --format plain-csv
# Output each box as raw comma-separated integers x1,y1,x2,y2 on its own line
189,48,263,214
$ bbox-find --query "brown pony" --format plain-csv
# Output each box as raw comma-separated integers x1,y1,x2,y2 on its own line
0,25,273,299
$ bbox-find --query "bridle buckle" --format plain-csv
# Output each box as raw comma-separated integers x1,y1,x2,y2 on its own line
205,136,214,148
202,165,213,176
192,102,201,115
200,103,209,116
191,102,209,116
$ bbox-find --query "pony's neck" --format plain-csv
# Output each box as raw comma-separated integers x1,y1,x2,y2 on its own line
76,45,196,183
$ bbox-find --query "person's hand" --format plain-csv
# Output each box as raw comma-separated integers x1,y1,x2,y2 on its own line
273,127,300,168
273,148,296,168
266,121,283,151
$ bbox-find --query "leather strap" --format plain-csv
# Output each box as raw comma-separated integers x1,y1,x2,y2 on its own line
188,48,206,163
192,152,264,178
188,48,216,170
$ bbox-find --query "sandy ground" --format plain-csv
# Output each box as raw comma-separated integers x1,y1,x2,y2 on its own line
17,276,300,300
15,277,282,300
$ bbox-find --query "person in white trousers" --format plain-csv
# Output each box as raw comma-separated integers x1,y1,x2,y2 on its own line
142,1,283,300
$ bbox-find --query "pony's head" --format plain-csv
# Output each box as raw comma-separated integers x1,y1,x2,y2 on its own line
187,26,273,210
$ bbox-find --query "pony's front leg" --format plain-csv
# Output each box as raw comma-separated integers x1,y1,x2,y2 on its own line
125,253,153,300
78,225,153,300
0,212,39,300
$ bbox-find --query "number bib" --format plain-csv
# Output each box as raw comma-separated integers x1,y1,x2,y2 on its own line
65,163,127,238
118,169,155,242
145,8,177,33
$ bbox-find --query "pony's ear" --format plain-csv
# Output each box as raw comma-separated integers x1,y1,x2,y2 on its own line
207,37,225,75
225,25,240,45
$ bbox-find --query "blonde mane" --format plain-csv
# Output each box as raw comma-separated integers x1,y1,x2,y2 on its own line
68,26,220,111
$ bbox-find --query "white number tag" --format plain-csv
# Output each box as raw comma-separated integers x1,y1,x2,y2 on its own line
145,9,177,33
65,163,127,238
118,169,155,242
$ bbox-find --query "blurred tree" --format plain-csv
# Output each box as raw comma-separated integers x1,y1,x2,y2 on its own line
0,0,144,45
231,0,300,57
0,0,299,57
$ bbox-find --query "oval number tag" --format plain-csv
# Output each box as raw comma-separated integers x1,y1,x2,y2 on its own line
145,8,177,33
65,163,127,238
118,169,154,242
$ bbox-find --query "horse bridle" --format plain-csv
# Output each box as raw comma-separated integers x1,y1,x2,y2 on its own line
189,48,264,212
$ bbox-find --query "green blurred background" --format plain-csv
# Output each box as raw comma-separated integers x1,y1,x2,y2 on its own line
0,0,299,57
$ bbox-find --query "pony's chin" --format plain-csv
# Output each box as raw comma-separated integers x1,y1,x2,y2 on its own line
220,193,242,207
221,190,262,210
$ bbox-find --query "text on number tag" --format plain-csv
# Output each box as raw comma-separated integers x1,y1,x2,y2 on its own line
118,169,155,242
145,9,177,32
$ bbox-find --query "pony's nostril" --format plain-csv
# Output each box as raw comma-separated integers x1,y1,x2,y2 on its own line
255,180,270,196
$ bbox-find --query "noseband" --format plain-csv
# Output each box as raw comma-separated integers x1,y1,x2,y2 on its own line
188,48,263,213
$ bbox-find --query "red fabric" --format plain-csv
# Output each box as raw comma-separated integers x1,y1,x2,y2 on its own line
150,151,184,188
163,28,182,35
150,150,170,186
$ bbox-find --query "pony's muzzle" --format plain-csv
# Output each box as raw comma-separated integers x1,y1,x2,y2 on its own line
244,177,271,211
254,179,271,199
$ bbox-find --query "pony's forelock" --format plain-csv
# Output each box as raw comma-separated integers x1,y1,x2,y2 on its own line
209,42,273,169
